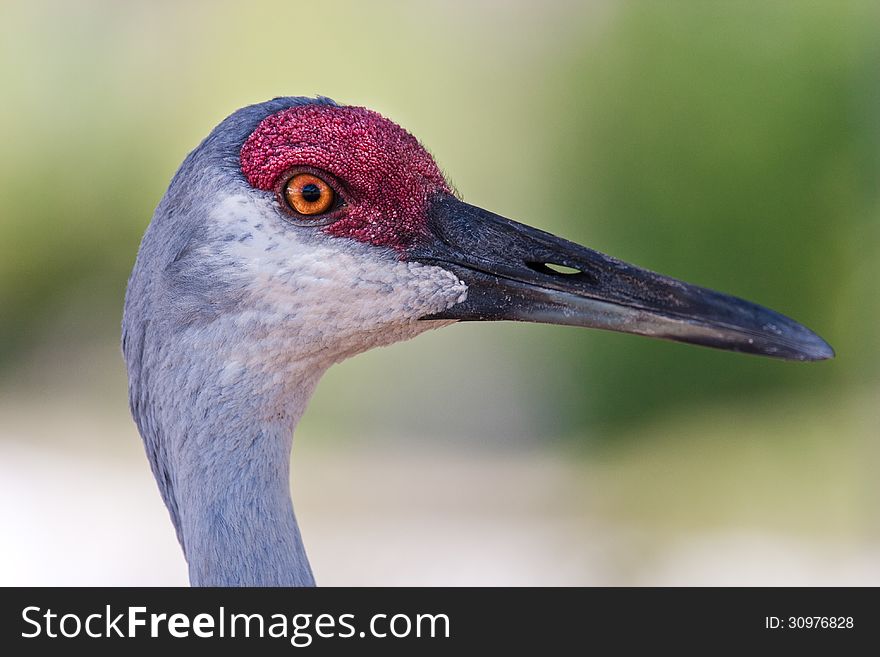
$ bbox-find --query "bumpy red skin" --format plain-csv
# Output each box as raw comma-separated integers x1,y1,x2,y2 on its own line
240,105,451,252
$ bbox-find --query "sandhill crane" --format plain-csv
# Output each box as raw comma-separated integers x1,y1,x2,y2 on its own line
122,96,833,586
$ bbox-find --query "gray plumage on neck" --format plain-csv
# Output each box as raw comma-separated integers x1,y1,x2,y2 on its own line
122,97,465,585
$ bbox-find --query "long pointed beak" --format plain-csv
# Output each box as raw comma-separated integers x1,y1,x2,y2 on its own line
411,193,833,361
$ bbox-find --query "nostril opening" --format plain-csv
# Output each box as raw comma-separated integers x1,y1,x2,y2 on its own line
525,261,598,285
526,261,582,276
543,263,582,275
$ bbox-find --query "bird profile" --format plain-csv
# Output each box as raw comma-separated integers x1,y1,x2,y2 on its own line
122,96,833,586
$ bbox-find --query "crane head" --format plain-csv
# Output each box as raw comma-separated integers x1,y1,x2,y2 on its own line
122,96,833,586
130,96,832,381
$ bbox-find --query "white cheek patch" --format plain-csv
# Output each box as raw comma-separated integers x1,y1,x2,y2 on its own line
204,193,468,372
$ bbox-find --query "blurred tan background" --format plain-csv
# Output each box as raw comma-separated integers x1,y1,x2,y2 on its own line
1,0,878,585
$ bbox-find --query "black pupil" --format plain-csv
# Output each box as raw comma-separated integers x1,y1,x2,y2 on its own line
300,183,322,203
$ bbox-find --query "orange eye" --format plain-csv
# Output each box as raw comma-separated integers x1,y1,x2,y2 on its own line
284,173,335,216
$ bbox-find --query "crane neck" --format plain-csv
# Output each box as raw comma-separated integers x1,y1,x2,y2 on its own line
174,417,314,586
156,356,326,586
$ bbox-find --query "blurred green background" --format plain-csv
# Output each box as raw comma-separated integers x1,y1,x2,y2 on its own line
1,0,878,585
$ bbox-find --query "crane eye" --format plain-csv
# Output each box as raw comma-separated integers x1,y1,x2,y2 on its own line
283,173,335,216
